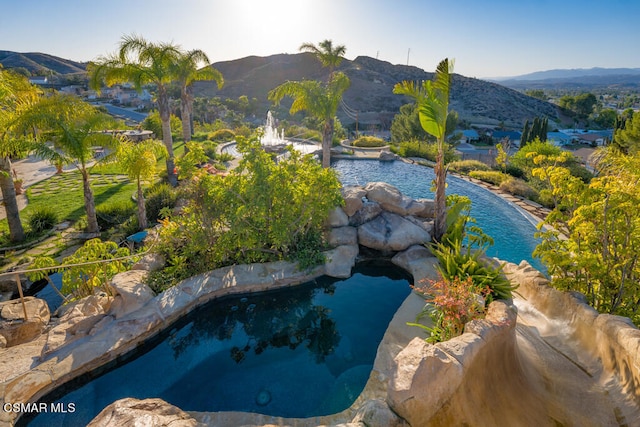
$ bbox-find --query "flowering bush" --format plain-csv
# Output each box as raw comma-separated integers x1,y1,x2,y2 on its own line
409,275,492,343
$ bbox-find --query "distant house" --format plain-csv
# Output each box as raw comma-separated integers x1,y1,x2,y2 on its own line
28,76,48,86
547,132,574,147
492,130,521,146
460,130,479,143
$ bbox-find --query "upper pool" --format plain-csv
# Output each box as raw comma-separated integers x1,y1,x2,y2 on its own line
24,263,411,426
332,159,544,272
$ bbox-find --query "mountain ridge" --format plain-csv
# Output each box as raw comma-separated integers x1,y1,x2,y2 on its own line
1,49,560,128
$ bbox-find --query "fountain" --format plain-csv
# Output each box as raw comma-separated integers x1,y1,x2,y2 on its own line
260,111,287,146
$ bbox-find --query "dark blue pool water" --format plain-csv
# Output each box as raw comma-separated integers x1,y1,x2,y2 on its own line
25,263,411,426
333,159,544,272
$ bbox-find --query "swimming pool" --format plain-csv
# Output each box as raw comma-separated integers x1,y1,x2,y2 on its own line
24,263,411,426
333,159,544,272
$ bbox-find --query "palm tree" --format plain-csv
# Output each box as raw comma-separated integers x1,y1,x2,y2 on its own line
393,58,454,242
21,95,121,234
116,139,166,230
299,39,346,80
88,34,181,186
269,72,350,168
173,49,224,144
0,68,41,242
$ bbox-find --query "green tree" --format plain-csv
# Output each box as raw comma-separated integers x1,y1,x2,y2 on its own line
269,72,350,168
391,102,458,143
173,49,224,144
0,68,41,242
593,108,617,129
393,58,454,242
116,139,166,230
21,95,121,233
88,34,182,186
525,89,546,101
613,111,640,155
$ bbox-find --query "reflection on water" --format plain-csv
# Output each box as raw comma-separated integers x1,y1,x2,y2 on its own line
25,263,411,426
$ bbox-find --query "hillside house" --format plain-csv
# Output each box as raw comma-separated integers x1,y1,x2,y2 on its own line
460,130,480,143
547,132,574,147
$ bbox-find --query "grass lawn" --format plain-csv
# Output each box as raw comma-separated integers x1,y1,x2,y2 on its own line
0,141,185,246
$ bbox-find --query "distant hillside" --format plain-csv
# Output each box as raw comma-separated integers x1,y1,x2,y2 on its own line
196,53,559,128
0,51,87,75
501,67,640,81
493,67,640,91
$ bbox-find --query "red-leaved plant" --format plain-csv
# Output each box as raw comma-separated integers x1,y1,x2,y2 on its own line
409,275,493,343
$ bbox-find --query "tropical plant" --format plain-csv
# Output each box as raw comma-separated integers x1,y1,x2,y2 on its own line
299,39,346,80
88,34,182,186
172,49,223,144
0,68,41,242
393,58,454,241
18,95,121,233
115,138,166,229
431,195,516,301
269,72,350,168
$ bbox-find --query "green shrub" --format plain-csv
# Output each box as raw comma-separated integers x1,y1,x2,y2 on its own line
504,164,525,179
145,183,178,223
394,140,458,163
448,160,491,174
352,136,386,147
96,200,136,230
469,170,510,186
499,178,539,200
28,206,58,234
209,129,236,142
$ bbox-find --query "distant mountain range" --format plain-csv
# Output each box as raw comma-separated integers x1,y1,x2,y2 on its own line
492,67,640,90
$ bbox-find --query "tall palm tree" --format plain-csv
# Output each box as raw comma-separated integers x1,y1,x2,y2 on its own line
88,34,181,186
269,72,350,168
0,68,41,242
116,139,166,230
173,49,224,144
20,95,121,234
393,58,454,242
299,39,346,80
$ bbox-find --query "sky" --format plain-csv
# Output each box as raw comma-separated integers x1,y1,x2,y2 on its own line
2,0,640,79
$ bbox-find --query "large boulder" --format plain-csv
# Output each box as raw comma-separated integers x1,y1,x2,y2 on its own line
358,212,431,253
326,226,358,247
108,270,155,319
0,297,50,347
342,185,367,216
326,206,349,227
324,245,359,278
364,182,426,216
348,201,383,227
88,398,203,427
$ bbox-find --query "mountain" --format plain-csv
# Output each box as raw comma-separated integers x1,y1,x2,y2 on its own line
499,67,640,81
0,51,87,75
493,67,640,91
196,53,558,128
0,50,559,128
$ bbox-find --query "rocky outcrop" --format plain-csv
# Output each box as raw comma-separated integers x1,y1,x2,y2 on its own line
107,270,154,319
0,297,50,347
87,398,203,427
328,182,434,256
